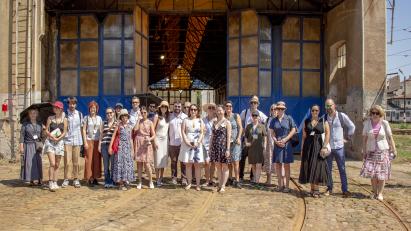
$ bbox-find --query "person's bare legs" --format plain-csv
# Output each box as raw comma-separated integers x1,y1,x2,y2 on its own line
204,161,210,184
371,178,378,197
137,162,143,183
215,162,222,190
194,163,201,190
210,162,216,184
233,161,240,182
144,162,152,186
47,153,56,182
275,163,283,189
255,163,262,183
220,163,229,191
284,164,291,189
54,156,62,182
377,179,385,200
185,163,193,190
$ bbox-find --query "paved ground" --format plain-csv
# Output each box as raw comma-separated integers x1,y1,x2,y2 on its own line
0,157,410,231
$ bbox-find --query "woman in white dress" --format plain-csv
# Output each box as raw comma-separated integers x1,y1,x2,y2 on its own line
154,101,170,187
179,104,205,191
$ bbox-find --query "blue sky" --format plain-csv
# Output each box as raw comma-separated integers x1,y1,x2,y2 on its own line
386,0,411,79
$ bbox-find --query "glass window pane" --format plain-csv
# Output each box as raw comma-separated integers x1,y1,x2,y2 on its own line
303,18,320,41
60,16,77,39
80,41,98,68
60,70,77,96
135,65,142,93
142,11,149,37
60,42,78,68
124,68,135,95
124,14,134,37
135,34,142,64
282,71,300,97
241,10,258,36
282,17,300,40
259,71,271,97
134,7,141,33
260,43,271,69
303,72,321,97
241,36,258,66
104,69,121,95
228,14,240,37
260,16,271,40
303,43,320,69
228,68,239,96
124,40,134,67
142,38,148,67
282,43,300,69
80,70,98,96
241,67,258,96
80,16,98,38
229,39,239,68
104,40,121,66
104,15,122,38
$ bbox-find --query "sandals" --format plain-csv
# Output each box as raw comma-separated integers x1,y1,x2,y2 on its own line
311,190,321,198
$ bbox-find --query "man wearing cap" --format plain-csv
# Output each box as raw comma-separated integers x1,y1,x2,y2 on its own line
239,96,268,182
129,96,142,128
168,100,188,185
62,96,83,188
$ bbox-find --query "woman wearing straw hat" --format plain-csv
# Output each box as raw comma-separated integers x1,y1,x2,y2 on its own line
153,101,170,187
109,109,135,191
269,101,297,193
43,101,68,191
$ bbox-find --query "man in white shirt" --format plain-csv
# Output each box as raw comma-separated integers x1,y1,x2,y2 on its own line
168,101,188,185
239,96,268,181
129,96,141,128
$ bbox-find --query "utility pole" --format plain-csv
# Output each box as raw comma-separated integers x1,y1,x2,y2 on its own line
399,69,406,123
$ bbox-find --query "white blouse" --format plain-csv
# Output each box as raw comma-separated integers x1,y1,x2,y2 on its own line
362,119,392,152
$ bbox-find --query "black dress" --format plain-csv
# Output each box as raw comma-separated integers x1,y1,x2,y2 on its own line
298,118,329,185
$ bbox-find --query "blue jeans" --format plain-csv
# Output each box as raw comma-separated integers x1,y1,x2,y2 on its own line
101,143,114,185
326,148,348,193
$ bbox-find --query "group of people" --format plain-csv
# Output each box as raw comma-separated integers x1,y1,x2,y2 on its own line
19,95,397,200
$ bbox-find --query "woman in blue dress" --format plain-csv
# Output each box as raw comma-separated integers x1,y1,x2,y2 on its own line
269,101,297,193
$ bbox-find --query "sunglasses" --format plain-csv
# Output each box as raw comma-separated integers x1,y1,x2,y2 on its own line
132,101,140,104
371,111,380,116
311,109,319,112
271,108,276,111
277,108,285,111
149,105,155,108
325,104,334,108
208,106,216,110
190,109,198,111
250,102,258,105
225,105,233,108
174,106,181,108
252,115,259,118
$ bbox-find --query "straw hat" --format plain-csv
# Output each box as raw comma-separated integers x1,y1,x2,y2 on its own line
119,109,129,118
158,100,170,109
202,102,216,111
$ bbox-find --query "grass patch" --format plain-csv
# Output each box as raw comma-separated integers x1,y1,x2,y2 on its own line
393,135,411,162
390,123,411,129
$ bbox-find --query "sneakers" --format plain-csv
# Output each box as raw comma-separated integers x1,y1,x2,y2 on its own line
184,184,192,190
49,181,56,192
156,179,162,187
53,182,60,189
376,194,384,201
324,189,332,196
136,182,142,189
181,178,188,186
61,179,69,188
74,179,81,188
171,178,178,185
149,182,155,189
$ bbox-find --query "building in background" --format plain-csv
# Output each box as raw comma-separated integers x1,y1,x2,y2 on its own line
0,0,387,160
386,76,411,122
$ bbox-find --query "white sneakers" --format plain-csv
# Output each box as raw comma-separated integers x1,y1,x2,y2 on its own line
149,182,155,189
74,179,81,188
136,182,142,189
61,179,69,188
49,181,60,192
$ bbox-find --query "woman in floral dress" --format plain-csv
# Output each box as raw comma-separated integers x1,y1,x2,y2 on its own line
109,109,135,191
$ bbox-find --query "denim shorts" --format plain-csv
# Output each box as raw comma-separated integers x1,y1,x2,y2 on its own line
230,143,242,162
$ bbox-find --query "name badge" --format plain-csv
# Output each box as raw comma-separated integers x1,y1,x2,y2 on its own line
252,134,258,140
310,131,315,136
33,135,38,140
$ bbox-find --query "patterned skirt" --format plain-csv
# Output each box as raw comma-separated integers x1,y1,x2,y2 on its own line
360,149,391,180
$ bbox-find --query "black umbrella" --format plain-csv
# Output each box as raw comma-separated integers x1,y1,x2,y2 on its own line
19,102,55,125
134,93,163,107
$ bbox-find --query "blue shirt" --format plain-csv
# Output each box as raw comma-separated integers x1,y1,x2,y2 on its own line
326,111,356,149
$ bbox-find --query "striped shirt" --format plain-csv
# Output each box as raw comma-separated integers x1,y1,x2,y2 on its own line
64,110,83,146
101,120,118,144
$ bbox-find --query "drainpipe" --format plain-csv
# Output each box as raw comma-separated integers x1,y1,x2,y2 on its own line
8,0,15,162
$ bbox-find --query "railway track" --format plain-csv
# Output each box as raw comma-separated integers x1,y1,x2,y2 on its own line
289,177,307,231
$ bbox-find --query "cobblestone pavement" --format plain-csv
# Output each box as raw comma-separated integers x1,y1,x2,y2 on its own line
0,158,410,231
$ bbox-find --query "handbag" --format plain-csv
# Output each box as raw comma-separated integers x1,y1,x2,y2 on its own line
111,129,120,155
35,141,44,153
320,118,331,158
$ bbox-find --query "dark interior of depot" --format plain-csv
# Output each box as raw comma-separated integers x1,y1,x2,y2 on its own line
148,15,227,91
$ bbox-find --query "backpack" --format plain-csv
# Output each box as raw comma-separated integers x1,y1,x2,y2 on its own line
325,112,349,139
